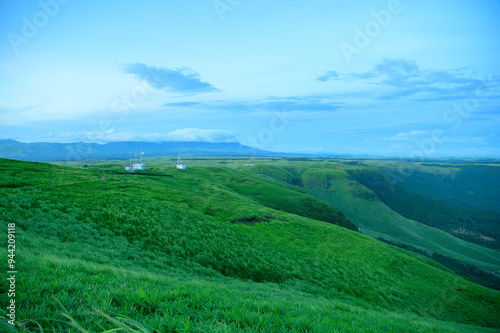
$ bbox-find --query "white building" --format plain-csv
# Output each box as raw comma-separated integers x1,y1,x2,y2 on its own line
124,152,146,171
125,163,145,171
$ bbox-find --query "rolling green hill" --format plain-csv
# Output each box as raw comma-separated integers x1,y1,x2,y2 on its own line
369,161,500,212
345,166,500,250
250,162,500,274
1,158,500,332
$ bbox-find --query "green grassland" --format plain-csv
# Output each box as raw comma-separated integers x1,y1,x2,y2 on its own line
249,162,500,273
306,175,500,271
1,158,500,332
364,160,500,212
344,166,500,250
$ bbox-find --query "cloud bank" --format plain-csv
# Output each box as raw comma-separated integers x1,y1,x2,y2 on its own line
163,95,344,113
45,128,237,143
317,58,500,101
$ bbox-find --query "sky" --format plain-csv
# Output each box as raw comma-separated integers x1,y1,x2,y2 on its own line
1,0,499,157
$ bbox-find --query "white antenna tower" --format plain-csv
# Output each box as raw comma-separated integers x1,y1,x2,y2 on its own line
176,152,186,169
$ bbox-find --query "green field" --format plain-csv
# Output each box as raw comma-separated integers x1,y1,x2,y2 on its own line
1,158,500,332
250,161,500,273
306,175,500,271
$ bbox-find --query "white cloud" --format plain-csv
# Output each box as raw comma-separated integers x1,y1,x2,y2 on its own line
377,130,430,141
44,128,237,143
160,128,236,143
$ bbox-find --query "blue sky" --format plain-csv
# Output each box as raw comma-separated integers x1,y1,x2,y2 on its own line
1,0,499,157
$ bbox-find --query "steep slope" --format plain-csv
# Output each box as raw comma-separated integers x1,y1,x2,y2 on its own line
251,162,500,273
194,167,357,231
1,158,499,332
346,166,500,250
371,161,500,212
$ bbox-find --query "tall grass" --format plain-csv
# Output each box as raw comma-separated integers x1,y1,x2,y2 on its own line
1,158,499,332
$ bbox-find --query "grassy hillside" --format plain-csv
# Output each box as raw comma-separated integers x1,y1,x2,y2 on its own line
369,161,500,212
250,162,500,273
345,166,500,250
205,167,357,231
1,158,500,332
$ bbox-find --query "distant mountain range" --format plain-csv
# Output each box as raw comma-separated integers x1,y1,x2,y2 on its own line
0,140,275,162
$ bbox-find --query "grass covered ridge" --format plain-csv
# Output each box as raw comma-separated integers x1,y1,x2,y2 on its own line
252,161,500,273
1,158,499,332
